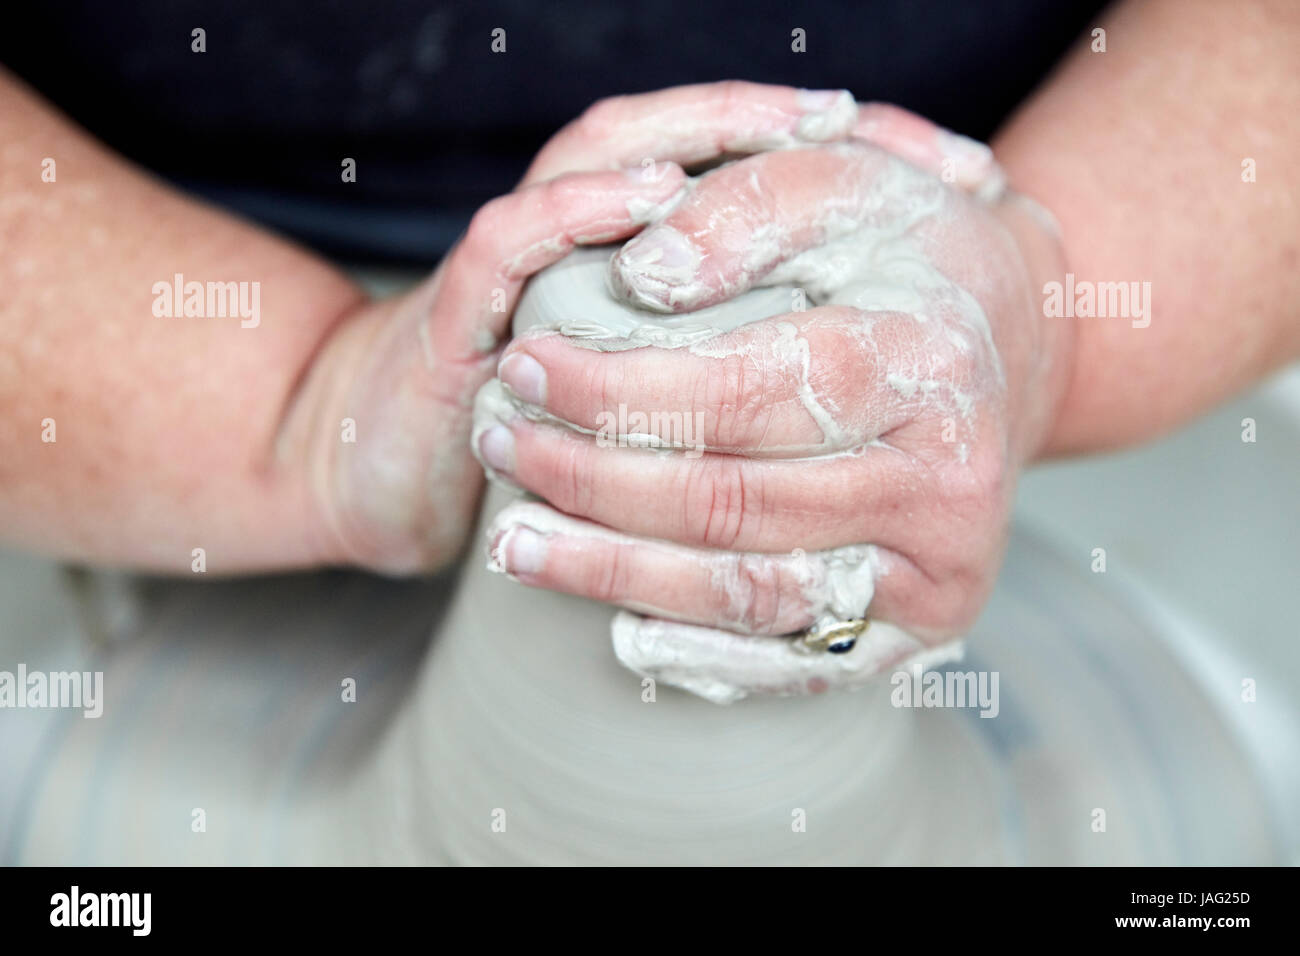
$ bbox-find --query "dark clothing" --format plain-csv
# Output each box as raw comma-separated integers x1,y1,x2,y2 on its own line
3,0,1107,262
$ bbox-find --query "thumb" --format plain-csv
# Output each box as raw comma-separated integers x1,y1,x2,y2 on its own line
282,165,688,573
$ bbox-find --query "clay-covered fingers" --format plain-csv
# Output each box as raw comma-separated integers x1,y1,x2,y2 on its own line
474,381,932,555
478,408,1003,638
521,81,858,187
483,500,966,704
611,612,961,704
608,142,950,312
308,166,681,572
497,307,938,457
432,164,686,360
486,501,874,636
853,102,1006,200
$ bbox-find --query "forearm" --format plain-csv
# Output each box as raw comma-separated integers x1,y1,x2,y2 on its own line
0,70,714,576
0,68,366,571
993,0,1300,457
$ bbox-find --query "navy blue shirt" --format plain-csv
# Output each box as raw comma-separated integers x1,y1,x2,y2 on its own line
3,0,1107,262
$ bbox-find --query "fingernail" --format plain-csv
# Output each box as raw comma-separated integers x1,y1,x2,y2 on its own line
934,130,1005,199
795,89,856,142
505,527,548,575
611,226,702,310
478,425,515,475
498,352,547,407
796,88,848,110
937,129,993,163
625,161,662,183
623,227,698,271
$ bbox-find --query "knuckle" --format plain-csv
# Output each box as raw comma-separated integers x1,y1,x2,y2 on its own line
682,456,760,549
463,198,508,260
918,325,980,385
923,578,982,637
465,197,505,244
914,413,1007,521
804,322,864,406
575,95,625,139
697,353,771,449
911,474,1007,634
888,556,986,640
723,554,798,634
538,435,594,518
937,551,999,634
590,542,634,605
934,475,994,545
715,79,754,113
540,174,585,218
949,437,1008,514
588,354,623,425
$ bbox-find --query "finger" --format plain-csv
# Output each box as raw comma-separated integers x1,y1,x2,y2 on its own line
486,500,878,636
853,102,1006,200
499,307,945,458
522,81,857,186
859,545,994,644
431,164,686,362
472,380,924,554
607,142,950,313
610,611,963,704
309,166,681,571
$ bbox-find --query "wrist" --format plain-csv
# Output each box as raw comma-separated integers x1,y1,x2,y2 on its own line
994,194,1077,465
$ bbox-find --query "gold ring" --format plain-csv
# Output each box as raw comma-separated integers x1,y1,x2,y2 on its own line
798,617,870,654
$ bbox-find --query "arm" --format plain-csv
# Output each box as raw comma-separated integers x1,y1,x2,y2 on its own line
993,0,1300,456
0,67,363,571
0,67,690,573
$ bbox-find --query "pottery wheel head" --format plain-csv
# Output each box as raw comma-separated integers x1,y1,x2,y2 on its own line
513,245,798,346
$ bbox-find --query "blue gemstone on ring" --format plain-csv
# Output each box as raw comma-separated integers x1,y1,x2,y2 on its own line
827,638,857,654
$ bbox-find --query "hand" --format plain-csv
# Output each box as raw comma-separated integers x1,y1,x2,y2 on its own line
477,117,1074,701
277,165,689,572
278,82,873,574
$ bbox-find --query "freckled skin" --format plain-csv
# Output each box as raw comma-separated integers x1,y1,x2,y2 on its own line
0,68,685,573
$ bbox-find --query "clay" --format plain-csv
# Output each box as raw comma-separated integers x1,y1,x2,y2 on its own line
323,477,1006,864
291,234,1007,863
